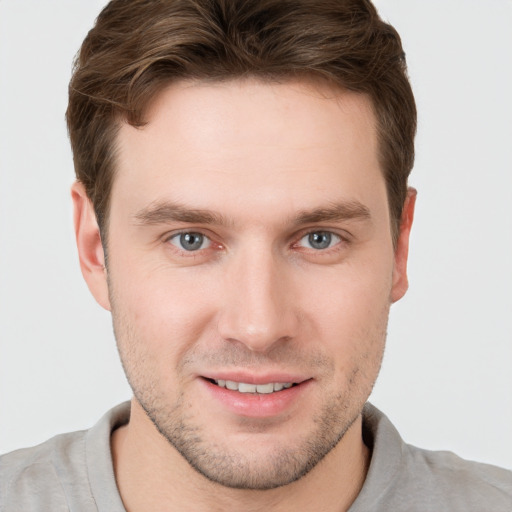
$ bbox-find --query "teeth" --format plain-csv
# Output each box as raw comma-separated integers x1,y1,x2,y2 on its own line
238,383,257,393
214,380,295,394
256,383,274,394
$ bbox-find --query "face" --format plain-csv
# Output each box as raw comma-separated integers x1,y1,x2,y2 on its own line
74,79,413,490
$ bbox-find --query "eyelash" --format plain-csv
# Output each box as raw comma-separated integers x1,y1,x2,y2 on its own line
164,229,349,257
168,232,211,252
295,231,343,251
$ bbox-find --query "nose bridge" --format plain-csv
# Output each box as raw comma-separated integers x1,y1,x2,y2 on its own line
218,241,296,352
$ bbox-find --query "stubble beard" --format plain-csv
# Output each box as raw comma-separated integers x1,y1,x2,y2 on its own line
110,298,387,490
134,380,361,490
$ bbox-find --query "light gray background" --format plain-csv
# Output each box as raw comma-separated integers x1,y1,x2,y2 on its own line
1,1,511,469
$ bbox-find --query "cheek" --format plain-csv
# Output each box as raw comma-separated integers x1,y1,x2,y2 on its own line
298,258,392,370
303,255,393,326
108,259,220,375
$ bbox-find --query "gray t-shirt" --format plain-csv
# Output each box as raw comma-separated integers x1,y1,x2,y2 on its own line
1,402,511,511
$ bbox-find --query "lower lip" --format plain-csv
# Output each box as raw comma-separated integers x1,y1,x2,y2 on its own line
201,379,311,418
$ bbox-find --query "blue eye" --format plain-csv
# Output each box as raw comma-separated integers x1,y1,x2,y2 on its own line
169,232,210,251
300,231,341,250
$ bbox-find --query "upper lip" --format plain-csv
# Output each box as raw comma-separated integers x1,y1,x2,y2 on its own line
200,371,311,385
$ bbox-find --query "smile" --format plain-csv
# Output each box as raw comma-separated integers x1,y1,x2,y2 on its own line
212,379,295,394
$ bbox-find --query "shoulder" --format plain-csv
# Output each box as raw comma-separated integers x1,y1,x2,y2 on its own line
0,430,87,511
0,402,129,512
353,403,512,511
401,443,512,508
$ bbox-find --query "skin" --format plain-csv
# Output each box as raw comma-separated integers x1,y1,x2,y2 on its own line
72,78,415,512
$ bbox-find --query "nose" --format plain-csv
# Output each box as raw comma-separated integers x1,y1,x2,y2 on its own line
217,246,299,353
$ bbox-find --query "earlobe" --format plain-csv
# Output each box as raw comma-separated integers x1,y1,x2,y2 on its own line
71,181,111,311
390,187,417,303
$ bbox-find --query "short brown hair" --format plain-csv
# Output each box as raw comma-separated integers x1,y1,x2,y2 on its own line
67,0,416,243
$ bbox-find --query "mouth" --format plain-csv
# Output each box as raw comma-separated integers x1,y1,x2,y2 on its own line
207,378,297,394
201,375,312,417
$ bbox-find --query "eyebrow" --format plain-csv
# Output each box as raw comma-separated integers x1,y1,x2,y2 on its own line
293,201,371,226
133,200,371,227
134,201,229,226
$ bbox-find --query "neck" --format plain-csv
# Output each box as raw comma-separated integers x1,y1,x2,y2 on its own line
111,399,370,512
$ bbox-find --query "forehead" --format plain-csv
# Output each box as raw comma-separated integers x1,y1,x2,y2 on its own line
112,78,385,225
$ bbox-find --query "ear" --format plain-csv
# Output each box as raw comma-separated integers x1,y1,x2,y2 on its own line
71,181,111,311
390,187,417,303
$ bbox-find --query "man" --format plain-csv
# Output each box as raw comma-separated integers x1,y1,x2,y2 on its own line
1,0,511,510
